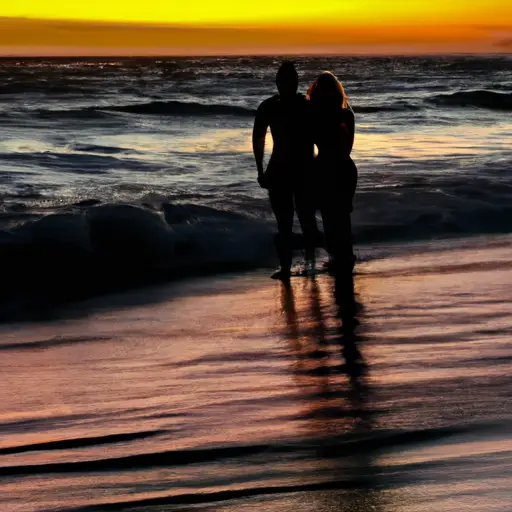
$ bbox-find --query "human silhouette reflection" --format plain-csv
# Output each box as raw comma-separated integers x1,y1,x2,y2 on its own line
279,275,383,511
333,273,367,396
280,274,367,398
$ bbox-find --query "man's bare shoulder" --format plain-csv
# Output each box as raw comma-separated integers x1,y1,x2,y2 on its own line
256,95,280,114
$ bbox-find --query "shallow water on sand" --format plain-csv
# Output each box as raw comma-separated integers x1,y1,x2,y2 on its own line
1,236,511,511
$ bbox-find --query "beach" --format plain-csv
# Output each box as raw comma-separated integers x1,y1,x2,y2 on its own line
1,235,511,511
0,54,511,510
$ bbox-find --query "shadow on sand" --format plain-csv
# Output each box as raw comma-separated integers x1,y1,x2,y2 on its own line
278,273,388,510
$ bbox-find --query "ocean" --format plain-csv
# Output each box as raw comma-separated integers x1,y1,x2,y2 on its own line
0,55,511,511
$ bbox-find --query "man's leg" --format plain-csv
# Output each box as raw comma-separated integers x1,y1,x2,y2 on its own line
294,185,319,266
268,187,295,278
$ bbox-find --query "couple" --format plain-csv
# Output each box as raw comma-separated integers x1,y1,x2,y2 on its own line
253,61,357,281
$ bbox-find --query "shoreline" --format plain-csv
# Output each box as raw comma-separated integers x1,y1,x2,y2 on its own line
2,232,511,325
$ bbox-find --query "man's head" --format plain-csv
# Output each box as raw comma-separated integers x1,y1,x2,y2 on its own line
276,61,298,98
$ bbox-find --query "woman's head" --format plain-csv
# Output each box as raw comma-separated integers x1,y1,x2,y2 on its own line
307,72,348,109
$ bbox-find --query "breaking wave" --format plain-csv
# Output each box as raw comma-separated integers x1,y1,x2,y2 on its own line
2,169,512,320
103,100,256,116
428,90,512,111
0,203,274,320
32,91,512,122
353,104,421,113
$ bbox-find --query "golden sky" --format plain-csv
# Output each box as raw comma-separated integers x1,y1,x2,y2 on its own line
1,1,511,55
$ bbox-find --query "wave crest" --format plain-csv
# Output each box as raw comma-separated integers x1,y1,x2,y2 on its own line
34,100,256,120
103,100,255,117
429,90,512,110
354,104,421,113
0,203,273,319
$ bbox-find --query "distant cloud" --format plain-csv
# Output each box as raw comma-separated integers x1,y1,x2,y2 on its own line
495,38,512,47
0,17,508,56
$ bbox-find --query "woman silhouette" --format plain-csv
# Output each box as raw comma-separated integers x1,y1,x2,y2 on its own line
307,72,358,276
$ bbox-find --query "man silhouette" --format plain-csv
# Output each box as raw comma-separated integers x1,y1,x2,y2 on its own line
252,61,316,280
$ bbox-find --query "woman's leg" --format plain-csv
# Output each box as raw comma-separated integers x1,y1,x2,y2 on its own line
334,159,358,275
344,159,358,273
320,193,355,276
318,158,358,274
319,193,337,265
337,212,356,274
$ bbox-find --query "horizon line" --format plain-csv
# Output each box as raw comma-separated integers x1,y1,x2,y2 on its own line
0,50,510,59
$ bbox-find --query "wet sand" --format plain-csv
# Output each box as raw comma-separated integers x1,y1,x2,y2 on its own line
1,236,512,511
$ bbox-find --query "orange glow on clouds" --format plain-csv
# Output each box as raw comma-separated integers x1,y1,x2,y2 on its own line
0,0,510,55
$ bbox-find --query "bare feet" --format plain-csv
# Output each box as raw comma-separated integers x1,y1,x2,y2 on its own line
270,269,291,282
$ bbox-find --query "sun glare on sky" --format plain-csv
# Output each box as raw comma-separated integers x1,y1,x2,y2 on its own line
4,0,511,25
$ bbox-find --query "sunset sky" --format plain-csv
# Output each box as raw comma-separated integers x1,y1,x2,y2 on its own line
1,0,511,56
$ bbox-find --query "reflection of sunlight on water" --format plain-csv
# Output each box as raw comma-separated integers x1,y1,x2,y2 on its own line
180,128,252,153
0,138,52,154
380,438,512,467
4,106,509,210
90,133,187,155
353,122,512,162
119,117,510,170
8,117,509,181
95,127,254,155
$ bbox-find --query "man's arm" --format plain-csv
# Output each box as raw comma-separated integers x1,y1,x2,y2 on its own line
252,103,269,183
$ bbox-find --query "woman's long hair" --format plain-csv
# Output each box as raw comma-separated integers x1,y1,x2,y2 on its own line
307,72,348,109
